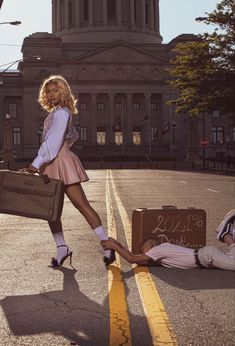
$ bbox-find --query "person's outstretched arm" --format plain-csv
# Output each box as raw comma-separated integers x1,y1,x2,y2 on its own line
101,238,151,264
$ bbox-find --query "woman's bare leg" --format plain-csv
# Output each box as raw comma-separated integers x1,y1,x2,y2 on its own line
48,220,63,234
65,183,112,260
65,183,101,228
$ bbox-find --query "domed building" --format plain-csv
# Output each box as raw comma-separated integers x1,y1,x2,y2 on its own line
1,0,231,168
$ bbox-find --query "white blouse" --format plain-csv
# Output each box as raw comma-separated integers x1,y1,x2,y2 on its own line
145,242,197,269
32,107,78,169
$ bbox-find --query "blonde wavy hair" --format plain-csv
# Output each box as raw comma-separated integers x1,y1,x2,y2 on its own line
38,75,78,114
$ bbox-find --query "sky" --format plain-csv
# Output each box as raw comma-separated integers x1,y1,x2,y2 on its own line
0,0,220,69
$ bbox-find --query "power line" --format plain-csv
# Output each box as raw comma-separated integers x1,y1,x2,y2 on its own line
0,43,21,47
0,58,23,68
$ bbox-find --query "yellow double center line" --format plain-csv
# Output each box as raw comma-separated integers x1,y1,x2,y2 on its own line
106,170,177,346
106,170,132,345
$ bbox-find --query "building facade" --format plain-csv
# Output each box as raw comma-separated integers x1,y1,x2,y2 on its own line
0,0,234,164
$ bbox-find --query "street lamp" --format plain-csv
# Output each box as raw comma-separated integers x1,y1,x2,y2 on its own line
2,114,14,168
195,17,209,22
0,55,41,84
0,21,21,25
170,121,176,157
171,121,176,141
196,14,235,25
1,55,41,73
219,138,224,172
226,135,230,171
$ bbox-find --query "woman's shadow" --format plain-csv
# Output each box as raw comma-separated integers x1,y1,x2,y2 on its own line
1,267,109,345
1,266,150,345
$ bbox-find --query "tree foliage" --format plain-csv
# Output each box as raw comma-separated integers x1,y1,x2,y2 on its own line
168,0,235,116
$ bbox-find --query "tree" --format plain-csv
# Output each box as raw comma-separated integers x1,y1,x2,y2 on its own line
168,0,235,117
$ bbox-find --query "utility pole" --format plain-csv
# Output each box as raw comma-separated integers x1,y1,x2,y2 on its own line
121,95,124,155
148,92,152,158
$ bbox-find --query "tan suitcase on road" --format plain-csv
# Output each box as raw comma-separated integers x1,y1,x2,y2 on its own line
0,170,64,222
132,206,206,255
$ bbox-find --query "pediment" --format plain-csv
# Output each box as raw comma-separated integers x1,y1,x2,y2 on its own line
72,41,167,65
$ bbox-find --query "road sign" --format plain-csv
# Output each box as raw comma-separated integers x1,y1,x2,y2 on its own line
200,138,209,146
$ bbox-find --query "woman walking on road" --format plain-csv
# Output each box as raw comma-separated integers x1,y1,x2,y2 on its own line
24,75,115,267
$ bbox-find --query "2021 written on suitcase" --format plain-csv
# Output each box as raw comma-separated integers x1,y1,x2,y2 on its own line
132,206,206,256
0,170,64,222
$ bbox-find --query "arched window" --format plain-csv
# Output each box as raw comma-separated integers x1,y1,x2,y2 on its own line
107,0,116,20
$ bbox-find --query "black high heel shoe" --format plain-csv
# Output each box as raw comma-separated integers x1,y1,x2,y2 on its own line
103,249,116,267
50,245,73,268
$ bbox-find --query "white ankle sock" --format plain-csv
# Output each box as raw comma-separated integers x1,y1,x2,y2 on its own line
53,232,65,246
93,225,111,258
52,232,68,262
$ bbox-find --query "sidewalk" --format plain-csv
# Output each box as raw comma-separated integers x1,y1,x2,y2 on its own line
1,158,234,175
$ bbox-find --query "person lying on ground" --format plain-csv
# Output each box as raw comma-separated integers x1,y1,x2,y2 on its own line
101,209,235,270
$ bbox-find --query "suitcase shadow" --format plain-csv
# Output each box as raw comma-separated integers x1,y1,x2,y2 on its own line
123,266,235,290
0,266,150,345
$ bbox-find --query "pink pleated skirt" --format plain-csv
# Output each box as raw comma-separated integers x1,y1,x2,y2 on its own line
40,141,89,185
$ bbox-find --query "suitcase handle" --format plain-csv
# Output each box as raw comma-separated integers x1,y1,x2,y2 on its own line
17,169,51,184
28,172,51,184
162,205,177,209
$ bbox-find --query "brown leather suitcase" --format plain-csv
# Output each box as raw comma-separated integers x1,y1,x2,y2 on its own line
132,206,206,256
0,170,64,222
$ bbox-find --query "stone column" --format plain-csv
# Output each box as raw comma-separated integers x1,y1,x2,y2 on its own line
65,0,69,29
117,0,122,26
52,0,57,33
127,93,133,145
75,0,80,28
149,0,154,30
91,93,97,144
130,0,135,28
89,0,93,26
103,0,107,25
109,93,115,144
56,0,61,31
141,0,146,29
154,0,160,32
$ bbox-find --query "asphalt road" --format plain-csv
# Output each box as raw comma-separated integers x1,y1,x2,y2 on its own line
0,169,234,346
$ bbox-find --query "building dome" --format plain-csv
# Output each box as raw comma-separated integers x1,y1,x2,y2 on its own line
52,0,162,44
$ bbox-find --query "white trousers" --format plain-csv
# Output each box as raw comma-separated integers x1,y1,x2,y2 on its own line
198,244,235,270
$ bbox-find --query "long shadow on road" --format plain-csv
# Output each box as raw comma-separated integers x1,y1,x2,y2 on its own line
123,266,235,290
1,267,108,345
1,266,151,346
